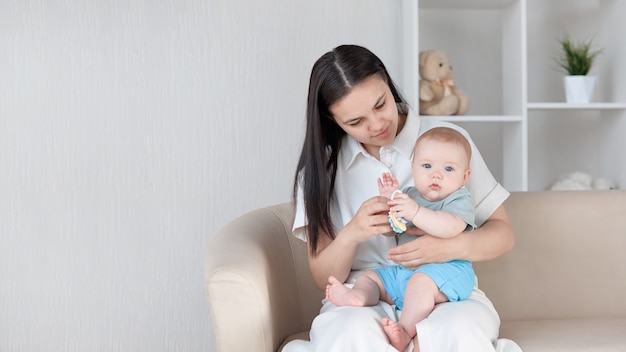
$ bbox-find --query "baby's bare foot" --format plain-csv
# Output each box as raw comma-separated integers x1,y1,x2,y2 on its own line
382,318,413,352
325,276,366,307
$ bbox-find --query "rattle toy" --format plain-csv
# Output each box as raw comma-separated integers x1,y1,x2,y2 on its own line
388,190,409,233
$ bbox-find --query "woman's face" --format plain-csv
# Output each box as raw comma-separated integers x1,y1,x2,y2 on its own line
329,75,399,158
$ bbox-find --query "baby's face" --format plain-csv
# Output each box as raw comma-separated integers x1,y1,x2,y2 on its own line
411,138,470,202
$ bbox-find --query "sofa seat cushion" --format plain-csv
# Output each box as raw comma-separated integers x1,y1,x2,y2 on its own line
500,318,626,352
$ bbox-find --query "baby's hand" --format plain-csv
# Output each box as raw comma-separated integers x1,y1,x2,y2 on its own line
377,172,400,199
389,195,420,223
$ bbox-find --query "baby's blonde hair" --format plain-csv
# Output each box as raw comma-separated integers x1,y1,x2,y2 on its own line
415,127,471,168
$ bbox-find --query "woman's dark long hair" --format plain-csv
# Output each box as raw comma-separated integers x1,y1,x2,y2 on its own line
293,45,406,256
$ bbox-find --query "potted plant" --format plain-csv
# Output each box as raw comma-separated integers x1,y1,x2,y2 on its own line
554,35,603,103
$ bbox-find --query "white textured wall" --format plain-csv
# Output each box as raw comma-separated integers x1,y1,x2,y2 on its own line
0,1,402,350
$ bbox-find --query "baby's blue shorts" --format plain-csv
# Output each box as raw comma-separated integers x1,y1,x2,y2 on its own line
374,260,475,310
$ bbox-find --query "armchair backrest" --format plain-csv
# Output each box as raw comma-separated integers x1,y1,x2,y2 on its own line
475,190,626,321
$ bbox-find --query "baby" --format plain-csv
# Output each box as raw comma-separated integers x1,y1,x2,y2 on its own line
326,127,476,351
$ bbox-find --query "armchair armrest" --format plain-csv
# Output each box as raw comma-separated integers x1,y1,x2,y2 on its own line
204,203,323,352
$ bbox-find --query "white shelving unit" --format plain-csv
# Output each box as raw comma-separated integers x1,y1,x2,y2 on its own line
527,103,626,110
402,0,626,191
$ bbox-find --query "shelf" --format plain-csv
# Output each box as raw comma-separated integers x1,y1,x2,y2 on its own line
419,0,517,9
527,103,626,110
433,115,524,123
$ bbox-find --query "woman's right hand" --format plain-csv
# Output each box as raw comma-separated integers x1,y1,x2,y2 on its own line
308,196,392,289
342,196,393,244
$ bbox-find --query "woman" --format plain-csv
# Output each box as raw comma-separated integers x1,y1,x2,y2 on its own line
286,45,520,352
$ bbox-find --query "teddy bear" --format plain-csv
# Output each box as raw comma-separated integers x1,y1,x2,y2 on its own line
419,50,469,116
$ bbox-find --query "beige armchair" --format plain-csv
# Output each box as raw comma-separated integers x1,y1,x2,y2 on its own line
204,203,323,351
205,191,626,352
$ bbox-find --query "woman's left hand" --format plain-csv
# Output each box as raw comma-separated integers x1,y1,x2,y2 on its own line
387,233,462,270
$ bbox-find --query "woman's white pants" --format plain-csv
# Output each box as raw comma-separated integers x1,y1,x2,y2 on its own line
282,286,522,352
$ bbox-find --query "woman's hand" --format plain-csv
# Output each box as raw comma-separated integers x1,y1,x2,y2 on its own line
387,234,460,270
342,196,393,244
308,196,392,289
387,204,515,270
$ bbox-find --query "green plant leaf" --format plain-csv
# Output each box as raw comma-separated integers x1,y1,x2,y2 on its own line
554,35,603,75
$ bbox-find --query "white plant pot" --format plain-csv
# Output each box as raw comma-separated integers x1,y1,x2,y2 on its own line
564,75,598,103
